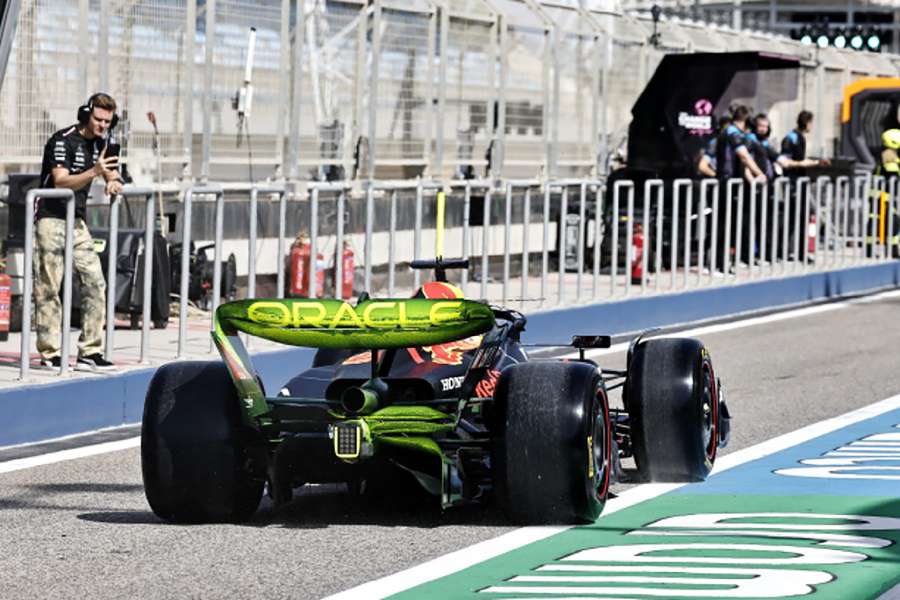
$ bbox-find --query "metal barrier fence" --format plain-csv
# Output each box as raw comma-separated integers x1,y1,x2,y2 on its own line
5,0,900,181
105,187,156,365
20,186,154,379
15,175,899,379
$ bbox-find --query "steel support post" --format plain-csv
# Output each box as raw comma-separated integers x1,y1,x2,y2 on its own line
99,0,109,92
336,191,346,299
424,7,437,173
435,4,449,176
104,196,120,362
287,0,304,180
209,191,224,351
558,186,568,304
140,195,156,364
367,0,382,179
183,0,196,178
61,199,75,374
494,18,507,179
364,183,374,293
276,0,291,176
521,187,531,308
78,0,89,100
200,0,216,181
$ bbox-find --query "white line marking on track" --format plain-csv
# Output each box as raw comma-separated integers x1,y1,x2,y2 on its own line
559,287,900,359
325,392,900,600
0,437,140,474
0,423,140,452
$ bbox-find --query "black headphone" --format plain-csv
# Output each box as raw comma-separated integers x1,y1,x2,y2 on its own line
77,93,119,130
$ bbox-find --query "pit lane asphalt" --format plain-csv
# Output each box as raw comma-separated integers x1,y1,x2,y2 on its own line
1,291,899,599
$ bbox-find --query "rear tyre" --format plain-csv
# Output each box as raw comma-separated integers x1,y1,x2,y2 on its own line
626,338,718,482
493,362,611,524
141,361,264,523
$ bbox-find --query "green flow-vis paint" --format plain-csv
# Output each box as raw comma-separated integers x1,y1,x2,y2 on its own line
386,402,900,599
215,298,495,349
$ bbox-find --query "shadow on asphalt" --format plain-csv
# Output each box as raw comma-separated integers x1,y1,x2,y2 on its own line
75,482,515,528
78,510,163,525
0,482,147,514
72,478,639,528
254,482,513,529
26,483,144,494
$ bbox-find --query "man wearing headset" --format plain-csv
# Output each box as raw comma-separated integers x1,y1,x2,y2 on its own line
35,92,122,371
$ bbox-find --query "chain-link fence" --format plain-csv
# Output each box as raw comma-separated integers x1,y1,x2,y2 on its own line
3,0,900,182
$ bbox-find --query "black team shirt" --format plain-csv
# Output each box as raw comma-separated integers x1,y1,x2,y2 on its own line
38,125,103,221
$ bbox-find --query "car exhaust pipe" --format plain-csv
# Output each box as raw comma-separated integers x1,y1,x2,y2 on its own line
340,379,387,415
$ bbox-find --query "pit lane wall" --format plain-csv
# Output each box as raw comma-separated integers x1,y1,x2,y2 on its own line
1,261,898,448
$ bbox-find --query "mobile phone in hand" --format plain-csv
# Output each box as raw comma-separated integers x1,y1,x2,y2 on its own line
105,142,121,158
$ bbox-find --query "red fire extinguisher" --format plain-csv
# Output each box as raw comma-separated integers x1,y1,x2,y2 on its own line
339,241,354,299
289,233,324,297
0,271,11,342
807,213,817,257
631,222,645,284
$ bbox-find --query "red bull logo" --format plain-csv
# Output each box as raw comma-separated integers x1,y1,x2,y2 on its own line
338,281,485,366
423,335,482,366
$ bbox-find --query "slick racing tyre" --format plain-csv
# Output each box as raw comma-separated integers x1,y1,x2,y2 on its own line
626,337,718,482
142,361,264,523
493,362,612,524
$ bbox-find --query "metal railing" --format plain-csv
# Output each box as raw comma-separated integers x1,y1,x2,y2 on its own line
106,187,156,365
13,174,900,378
20,187,156,380
177,184,224,359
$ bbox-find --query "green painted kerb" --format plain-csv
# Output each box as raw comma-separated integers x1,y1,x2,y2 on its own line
391,495,900,599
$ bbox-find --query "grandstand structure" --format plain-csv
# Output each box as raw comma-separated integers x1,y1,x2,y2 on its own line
1,0,900,186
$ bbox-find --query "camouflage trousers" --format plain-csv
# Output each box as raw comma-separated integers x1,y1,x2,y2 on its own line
34,218,106,359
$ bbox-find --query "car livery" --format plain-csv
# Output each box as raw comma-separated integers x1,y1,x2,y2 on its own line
141,259,731,525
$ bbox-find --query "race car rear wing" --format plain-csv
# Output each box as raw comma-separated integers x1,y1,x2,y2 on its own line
210,298,495,423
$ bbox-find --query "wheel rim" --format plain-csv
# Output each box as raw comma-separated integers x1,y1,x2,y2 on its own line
591,389,612,501
701,361,718,463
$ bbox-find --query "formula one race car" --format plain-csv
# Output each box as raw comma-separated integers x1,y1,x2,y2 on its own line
141,258,731,525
